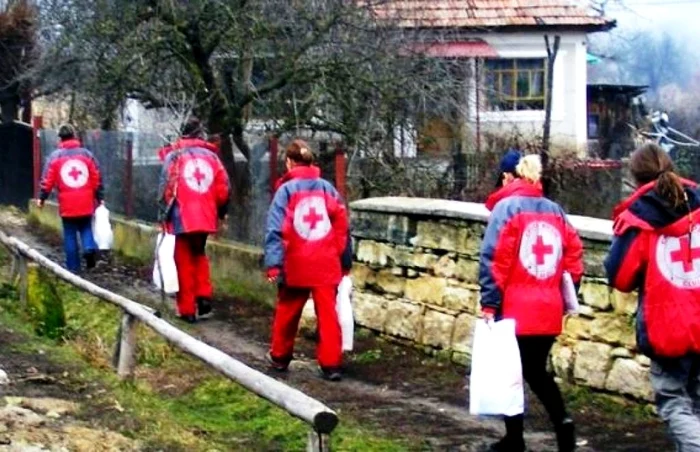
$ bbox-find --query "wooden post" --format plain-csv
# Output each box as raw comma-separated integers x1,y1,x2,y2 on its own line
18,255,28,309
307,430,330,452
32,116,43,200
117,312,137,379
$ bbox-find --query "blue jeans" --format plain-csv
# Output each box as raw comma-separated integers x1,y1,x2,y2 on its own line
650,355,700,452
62,216,96,273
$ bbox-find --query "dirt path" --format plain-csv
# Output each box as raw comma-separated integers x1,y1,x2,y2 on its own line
0,210,672,451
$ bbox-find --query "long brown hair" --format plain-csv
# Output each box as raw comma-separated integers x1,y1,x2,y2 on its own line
285,139,314,166
630,143,686,208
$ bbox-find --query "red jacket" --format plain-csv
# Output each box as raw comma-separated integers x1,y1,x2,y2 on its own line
605,179,700,358
159,138,230,234
264,166,349,287
480,180,584,336
39,139,103,218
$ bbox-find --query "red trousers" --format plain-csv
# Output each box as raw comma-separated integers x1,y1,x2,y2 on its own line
174,233,213,316
270,285,342,369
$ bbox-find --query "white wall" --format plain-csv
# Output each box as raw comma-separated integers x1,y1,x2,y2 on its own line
468,31,589,152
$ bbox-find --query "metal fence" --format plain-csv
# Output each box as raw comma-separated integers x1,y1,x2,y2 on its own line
38,130,344,246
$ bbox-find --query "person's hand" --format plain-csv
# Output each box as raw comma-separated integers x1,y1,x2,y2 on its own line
266,267,280,284
482,310,495,322
36,199,44,209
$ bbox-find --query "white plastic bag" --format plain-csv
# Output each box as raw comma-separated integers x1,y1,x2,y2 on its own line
561,271,580,316
469,318,524,416
153,232,179,294
92,205,114,250
336,276,354,351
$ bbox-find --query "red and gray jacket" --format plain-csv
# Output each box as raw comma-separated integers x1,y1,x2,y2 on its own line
264,166,349,287
480,180,584,336
158,138,230,234
39,139,103,218
605,179,700,358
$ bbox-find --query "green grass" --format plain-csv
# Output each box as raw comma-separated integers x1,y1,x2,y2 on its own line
562,383,656,421
0,251,412,452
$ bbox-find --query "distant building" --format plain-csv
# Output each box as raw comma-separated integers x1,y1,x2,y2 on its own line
372,0,616,154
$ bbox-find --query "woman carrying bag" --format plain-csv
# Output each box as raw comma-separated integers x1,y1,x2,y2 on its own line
478,153,584,452
605,143,700,450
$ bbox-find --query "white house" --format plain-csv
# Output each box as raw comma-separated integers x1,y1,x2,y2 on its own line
373,0,616,154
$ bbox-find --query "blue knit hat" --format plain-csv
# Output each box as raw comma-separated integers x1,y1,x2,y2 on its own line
499,149,522,174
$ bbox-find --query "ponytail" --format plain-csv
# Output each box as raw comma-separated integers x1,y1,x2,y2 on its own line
656,171,687,209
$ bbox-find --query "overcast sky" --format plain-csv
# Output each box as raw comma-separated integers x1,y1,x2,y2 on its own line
605,0,700,37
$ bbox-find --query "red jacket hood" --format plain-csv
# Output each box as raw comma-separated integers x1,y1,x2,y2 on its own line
158,138,220,161
485,179,543,211
613,178,700,236
58,139,82,150
274,165,321,192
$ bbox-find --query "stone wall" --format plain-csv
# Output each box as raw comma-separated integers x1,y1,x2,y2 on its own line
349,197,653,401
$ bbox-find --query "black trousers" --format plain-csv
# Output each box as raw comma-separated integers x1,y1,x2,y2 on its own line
505,336,568,442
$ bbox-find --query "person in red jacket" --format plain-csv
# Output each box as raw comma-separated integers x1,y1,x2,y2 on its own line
479,154,583,452
38,124,103,273
158,117,230,323
264,139,349,381
605,143,700,450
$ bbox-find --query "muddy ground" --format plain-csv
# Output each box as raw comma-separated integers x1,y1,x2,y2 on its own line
0,210,673,451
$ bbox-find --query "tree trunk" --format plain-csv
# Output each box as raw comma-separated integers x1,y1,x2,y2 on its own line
542,35,560,198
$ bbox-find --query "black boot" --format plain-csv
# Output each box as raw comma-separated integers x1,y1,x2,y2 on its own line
84,251,96,270
555,418,576,452
196,297,213,318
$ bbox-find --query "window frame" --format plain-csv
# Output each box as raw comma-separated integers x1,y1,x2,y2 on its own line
483,58,547,112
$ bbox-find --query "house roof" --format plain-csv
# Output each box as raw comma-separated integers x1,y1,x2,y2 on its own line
369,1,616,32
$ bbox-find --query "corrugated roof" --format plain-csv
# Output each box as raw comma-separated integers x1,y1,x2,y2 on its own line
367,1,615,31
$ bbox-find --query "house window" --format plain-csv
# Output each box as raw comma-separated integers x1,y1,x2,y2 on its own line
483,58,546,111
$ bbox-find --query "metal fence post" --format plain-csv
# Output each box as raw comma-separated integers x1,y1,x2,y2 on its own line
307,430,330,452
334,143,347,200
117,312,137,379
124,133,134,218
32,116,43,200
269,135,279,198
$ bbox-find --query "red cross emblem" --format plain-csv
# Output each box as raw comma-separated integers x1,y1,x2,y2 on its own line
294,196,332,241
532,235,554,266
68,166,83,181
303,207,324,231
193,167,206,186
669,236,700,273
60,159,89,188
183,158,214,194
519,221,562,280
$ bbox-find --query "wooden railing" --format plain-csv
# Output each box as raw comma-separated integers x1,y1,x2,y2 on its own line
0,230,338,451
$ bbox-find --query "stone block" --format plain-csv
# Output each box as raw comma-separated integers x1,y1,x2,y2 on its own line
605,359,653,401
611,290,638,316
451,314,478,354
421,310,455,349
573,341,613,389
636,355,651,367
351,211,416,245
373,270,405,296
353,292,389,332
611,347,633,358
564,317,592,340
384,301,423,340
433,255,457,278
356,241,393,267
583,245,608,278
454,258,479,284
590,314,636,348
405,276,447,306
551,343,575,381
443,286,479,313
581,279,612,311
350,264,375,289
414,221,468,253
390,246,438,270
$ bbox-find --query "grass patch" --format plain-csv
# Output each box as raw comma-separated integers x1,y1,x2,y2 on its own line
0,261,412,451
562,383,656,421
